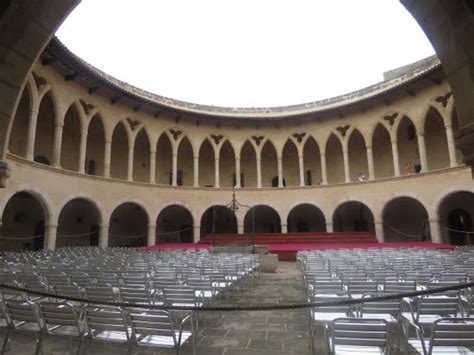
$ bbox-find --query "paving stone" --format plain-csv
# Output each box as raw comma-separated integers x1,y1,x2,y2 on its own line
247,339,284,350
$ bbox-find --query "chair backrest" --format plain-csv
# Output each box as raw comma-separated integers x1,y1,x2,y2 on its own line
85,306,129,340
129,309,176,344
360,293,401,316
119,287,151,305
312,294,352,314
38,302,81,334
383,280,416,294
347,280,378,295
5,300,40,329
429,317,474,354
85,285,116,303
416,296,459,320
311,280,344,294
163,286,198,307
331,318,389,352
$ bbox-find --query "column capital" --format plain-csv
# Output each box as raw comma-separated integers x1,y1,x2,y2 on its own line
55,123,64,129
147,224,157,228
150,149,157,154
366,145,372,150
105,138,112,144
428,218,439,223
374,220,384,225
445,123,453,129
417,132,425,138
46,224,58,228
320,152,326,157
99,224,110,228
29,109,39,115
391,139,398,144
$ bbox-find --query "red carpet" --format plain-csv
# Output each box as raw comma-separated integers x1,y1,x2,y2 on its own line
144,241,455,261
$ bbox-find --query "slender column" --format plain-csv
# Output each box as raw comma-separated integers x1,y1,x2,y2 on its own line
52,124,64,167
193,155,199,187
214,156,220,188
104,139,112,178
256,157,262,188
147,225,156,246
320,153,328,185
172,151,178,186
127,143,134,181
374,221,385,243
99,225,109,248
429,219,442,243
78,130,87,174
366,145,375,180
193,225,201,243
149,149,156,184
417,133,428,173
343,148,350,183
391,139,401,177
26,108,39,160
281,224,288,234
277,155,283,188
298,154,305,186
237,224,244,234
235,156,241,188
326,222,334,233
445,124,458,167
45,224,57,251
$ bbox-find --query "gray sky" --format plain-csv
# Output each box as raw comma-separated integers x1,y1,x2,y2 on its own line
56,0,435,107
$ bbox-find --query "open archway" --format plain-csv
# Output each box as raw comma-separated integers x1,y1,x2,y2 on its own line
219,141,235,187
177,137,193,186
156,205,193,243
348,129,368,181
200,205,237,237
282,139,299,187
33,92,56,165
240,141,256,187
288,204,326,232
85,114,105,176
424,107,449,170
261,141,278,187
57,198,100,247
438,191,474,245
9,87,30,157
60,103,82,171
372,124,394,178
156,133,172,185
110,122,129,180
333,201,374,233
244,205,281,234
133,129,150,183
397,116,420,174
303,137,322,185
109,203,148,247
383,197,429,242
199,139,215,187
0,192,47,251
326,134,344,183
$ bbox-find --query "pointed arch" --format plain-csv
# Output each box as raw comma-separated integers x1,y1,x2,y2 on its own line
199,138,215,187
85,113,105,176
177,136,193,186
9,87,30,157
282,139,299,187
261,139,278,187
424,106,450,170
303,136,321,186
110,121,129,180
347,129,368,181
132,128,150,182
372,123,394,178
33,91,56,165
60,102,83,171
219,140,235,187
396,115,419,174
155,132,173,185
240,140,257,187
326,133,344,183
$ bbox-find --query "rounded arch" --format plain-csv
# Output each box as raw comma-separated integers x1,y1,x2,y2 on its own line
110,121,129,180
325,133,344,183
347,129,368,181
282,139,299,187
109,202,148,247
287,203,326,232
372,123,394,178
436,190,474,245
424,106,450,170
200,205,238,237
303,136,322,186
244,205,281,234
0,191,49,251
57,198,101,248
133,128,150,183
240,140,257,187
156,205,194,243
261,139,278,187
332,200,375,233
382,196,430,242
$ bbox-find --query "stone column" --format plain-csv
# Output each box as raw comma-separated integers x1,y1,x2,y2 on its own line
417,133,428,172
78,130,87,174
127,143,134,181
214,156,220,188
391,139,401,177
256,157,262,188
366,145,375,180
298,154,305,186
172,151,178,186
52,124,64,167
149,149,156,184
147,225,156,246
374,221,385,243
320,153,328,185
193,155,199,187
429,219,442,243
193,225,201,243
237,224,244,234
45,224,57,251
26,108,39,160
445,124,458,167
277,155,283,188
99,225,109,248
235,156,241,188
326,222,334,233
343,148,350,183
104,139,112,178
281,224,288,234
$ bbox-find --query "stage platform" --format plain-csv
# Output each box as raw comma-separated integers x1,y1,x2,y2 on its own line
144,241,455,261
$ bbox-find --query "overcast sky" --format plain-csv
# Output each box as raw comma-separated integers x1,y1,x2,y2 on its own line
56,0,435,108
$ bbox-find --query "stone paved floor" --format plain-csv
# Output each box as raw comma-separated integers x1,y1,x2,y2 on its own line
3,262,418,354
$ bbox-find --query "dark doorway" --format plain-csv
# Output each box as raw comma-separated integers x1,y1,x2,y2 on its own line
33,220,45,251
448,209,472,245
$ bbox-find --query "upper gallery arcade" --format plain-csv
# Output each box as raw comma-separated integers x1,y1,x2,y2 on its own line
1,37,473,251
